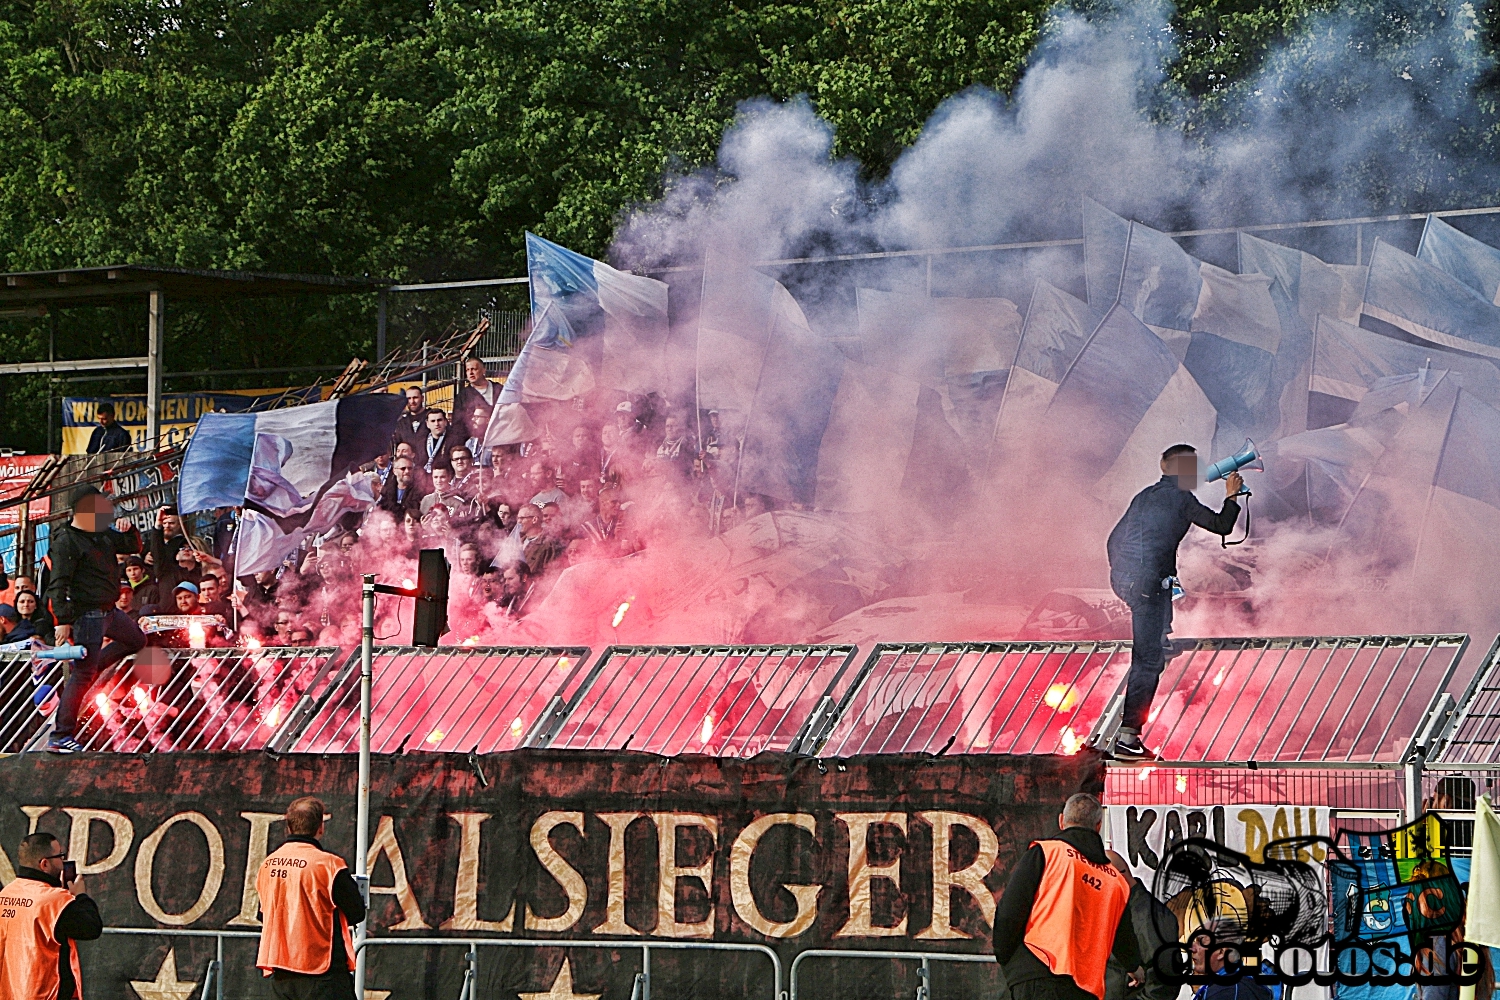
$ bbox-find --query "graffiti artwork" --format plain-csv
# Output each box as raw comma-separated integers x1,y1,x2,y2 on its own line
1149,814,1481,988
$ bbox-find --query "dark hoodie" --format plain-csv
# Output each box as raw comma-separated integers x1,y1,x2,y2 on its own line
46,523,141,625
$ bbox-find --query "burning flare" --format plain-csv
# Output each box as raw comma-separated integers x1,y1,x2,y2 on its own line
611,598,634,629
1059,726,1081,755
188,621,206,649
265,703,283,728
131,686,152,712
426,729,445,745
95,693,112,719
244,635,262,650
1044,683,1079,713
556,656,571,672
511,717,524,739
700,714,714,744
1175,774,1188,794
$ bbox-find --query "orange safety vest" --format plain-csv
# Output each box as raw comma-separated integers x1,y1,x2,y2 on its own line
255,842,356,977
1023,839,1133,1000
0,877,85,1000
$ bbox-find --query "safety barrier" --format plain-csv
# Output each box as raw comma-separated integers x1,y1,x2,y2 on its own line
535,644,859,756
99,926,262,1000
788,948,996,1000
806,641,1130,756
292,645,590,753
363,936,785,1000
1,646,343,753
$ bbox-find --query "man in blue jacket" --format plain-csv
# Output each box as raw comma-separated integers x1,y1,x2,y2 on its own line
1106,445,1242,760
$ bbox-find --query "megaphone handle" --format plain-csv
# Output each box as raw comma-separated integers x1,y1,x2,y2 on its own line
1229,489,1252,500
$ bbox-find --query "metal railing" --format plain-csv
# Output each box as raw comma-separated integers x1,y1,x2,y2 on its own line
1125,635,1469,765
807,641,1130,757
364,936,785,1000
789,948,996,1000
536,644,859,756
99,926,263,1000
0,646,344,753
292,645,590,753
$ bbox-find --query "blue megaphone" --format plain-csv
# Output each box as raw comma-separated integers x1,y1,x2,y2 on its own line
1205,438,1264,483
32,644,87,661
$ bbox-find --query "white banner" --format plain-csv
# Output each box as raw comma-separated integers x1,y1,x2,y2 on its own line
1105,803,1331,887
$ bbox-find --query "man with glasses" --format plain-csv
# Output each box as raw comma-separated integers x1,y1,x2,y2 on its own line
0,832,102,1000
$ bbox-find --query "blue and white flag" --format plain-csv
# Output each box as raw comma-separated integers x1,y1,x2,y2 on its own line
1362,239,1500,360
1083,198,1130,310
990,281,1098,472
1418,215,1500,306
177,393,404,573
501,233,669,404
1238,231,1365,329
1047,302,1218,511
1311,314,1500,418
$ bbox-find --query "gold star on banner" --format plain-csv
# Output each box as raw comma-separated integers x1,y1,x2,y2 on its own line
519,957,601,1000
129,948,199,1000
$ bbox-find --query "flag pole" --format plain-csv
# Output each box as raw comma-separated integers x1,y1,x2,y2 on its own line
354,575,375,998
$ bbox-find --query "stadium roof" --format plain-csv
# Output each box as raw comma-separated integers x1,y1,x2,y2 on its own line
0,264,388,308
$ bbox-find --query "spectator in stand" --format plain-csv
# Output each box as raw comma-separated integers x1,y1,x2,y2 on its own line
651,412,697,480
492,502,516,534
114,586,134,617
525,462,567,508
540,503,572,543
498,562,533,617
582,484,640,557
478,568,504,609
454,356,502,442
160,544,205,593
145,505,185,571
599,422,624,483
198,575,232,621
393,386,429,453
173,581,202,615
421,467,456,516
463,405,493,462
515,504,561,575
562,477,599,526
392,441,429,493
400,510,423,552
0,603,19,641
377,456,424,518
86,402,132,454
561,425,599,485
365,449,394,489
15,589,54,643
450,446,480,495
422,408,454,475
120,556,157,612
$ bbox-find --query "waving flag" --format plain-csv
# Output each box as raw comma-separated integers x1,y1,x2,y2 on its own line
1361,239,1500,360
1047,303,1217,511
1418,214,1500,305
177,394,404,572
501,233,669,403
1083,198,1130,309
990,281,1098,472
1311,315,1500,423
1238,231,1366,329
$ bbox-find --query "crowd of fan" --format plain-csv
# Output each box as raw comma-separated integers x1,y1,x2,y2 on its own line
76,358,765,648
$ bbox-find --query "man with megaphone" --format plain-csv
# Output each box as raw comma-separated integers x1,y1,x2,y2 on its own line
1106,444,1243,761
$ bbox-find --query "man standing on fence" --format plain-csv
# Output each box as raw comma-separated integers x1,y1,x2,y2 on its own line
257,796,366,1000
994,793,1143,1000
45,486,147,753
1106,445,1242,760
0,832,103,1000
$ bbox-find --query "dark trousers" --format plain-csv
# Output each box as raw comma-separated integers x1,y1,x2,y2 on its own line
1115,579,1173,733
1011,974,1099,1000
54,608,147,738
271,969,357,1000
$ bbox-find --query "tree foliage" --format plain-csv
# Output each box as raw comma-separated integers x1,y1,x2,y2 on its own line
0,0,1492,452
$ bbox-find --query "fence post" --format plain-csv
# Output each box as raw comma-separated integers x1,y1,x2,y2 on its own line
353,577,376,999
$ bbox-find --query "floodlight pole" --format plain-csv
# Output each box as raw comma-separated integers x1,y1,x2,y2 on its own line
354,575,375,998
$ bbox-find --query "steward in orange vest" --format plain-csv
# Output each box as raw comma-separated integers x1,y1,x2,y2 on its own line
256,797,366,1000
994,793,1143,1000
0,833,103,1000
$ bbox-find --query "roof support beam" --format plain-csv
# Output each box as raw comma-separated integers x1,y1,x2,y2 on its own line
0,356,149,375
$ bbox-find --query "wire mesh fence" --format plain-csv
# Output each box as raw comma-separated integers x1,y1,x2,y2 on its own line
1137,635,1468,764
537,644,860,756
0,651,60,752
1103,765,1405,809
1434,636,1500,765
293,646,589,754
808,641,1132,757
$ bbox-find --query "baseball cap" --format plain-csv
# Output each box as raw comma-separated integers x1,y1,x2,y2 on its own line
174,581,199,595
0,604,17,621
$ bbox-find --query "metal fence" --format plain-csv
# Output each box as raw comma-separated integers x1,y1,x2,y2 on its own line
537,644,860,756
0,646,343,753
807,641,1131,757
293,645,590,753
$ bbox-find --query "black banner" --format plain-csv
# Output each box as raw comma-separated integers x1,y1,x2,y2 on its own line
0,750,1101,998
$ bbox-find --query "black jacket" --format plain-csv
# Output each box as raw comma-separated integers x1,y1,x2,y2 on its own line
86,423,131,453
1106,880,1184,1000
144,528,186,572
376,475,426,518
994,826,1142,991
46,524,141,625
14,867,102,1000
1107,477,1240,592
262,836,366,981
